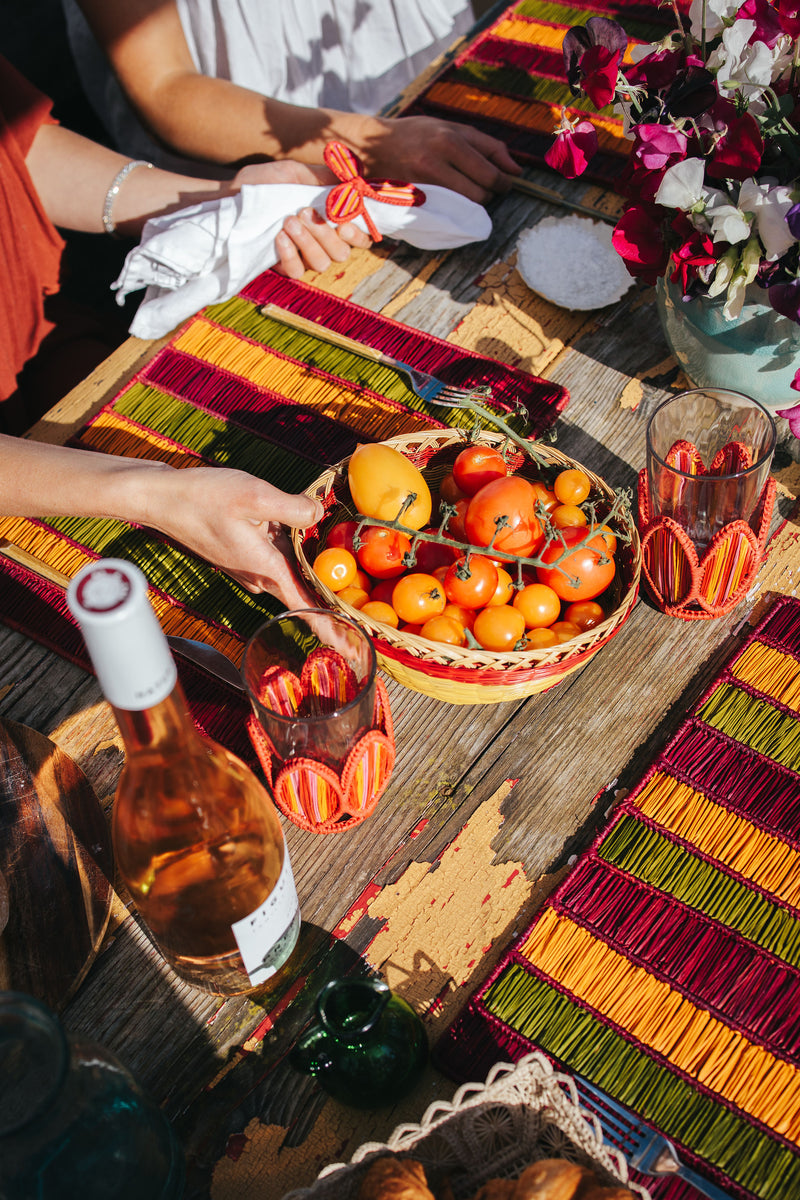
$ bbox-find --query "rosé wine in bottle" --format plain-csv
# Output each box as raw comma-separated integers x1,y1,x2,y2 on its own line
67,558,300,995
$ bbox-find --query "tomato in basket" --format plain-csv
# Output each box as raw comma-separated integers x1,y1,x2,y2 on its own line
464,477,543,559
537,528,616,602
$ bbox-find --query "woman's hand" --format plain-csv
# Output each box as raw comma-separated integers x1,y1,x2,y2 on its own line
143,464,325,605
234,159,371,278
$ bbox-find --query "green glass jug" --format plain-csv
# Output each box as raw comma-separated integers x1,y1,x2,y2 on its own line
290,976,428,1108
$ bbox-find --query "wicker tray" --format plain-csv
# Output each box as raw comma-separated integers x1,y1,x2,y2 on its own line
281,1052,651,1199
292,431,641,704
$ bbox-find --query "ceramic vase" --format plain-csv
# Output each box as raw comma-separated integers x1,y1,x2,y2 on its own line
655,274,800,411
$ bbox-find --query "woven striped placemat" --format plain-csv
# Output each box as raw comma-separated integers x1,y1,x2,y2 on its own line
0,272,567,746
401,0,689,185
435,594,800,1200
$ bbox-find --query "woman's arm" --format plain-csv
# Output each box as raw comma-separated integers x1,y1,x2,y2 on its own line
0,437,323,603
74,0,521,203
24,126,370,274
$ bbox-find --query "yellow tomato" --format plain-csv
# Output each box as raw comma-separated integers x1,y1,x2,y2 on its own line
348,443,432,531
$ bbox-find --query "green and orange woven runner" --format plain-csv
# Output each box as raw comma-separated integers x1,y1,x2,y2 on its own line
0,272,567,752
401,0,690,185
436,595,800,1200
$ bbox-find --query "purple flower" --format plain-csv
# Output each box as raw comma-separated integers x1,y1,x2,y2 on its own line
787,203,800,239
768,278,800,322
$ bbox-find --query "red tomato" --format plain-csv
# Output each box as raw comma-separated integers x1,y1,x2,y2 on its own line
513,583,561,629
564,600,605,630
412,532,458,574
473,605,526,652
439,472,468,505
443,555,499,609
369,577,399,605
452,444,509,496
391,573,446,624
313,547,357,592
442,498,470,544
356,526,411,579
326,521,359,553
465,477,543,559
537,529,616,601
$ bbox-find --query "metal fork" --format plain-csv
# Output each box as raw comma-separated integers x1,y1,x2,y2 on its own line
573,1075,733,1200
258,303,480,407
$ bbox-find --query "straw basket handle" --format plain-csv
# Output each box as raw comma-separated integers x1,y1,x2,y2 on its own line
260,303,386,365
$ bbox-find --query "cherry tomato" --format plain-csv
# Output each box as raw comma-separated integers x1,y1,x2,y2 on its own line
443,555,499,609
551,503,588,530
597,524,617,554
432,564,451,585
550,620,582,643
564,600,605,631
486,566,515,607
554,468,591,506
391,573,446,624
442,602,476,633
465,477,543,559
313,547,357,592
525,627,559,649
401,623,423,636
337,584,370,609
352,567,372,592
326,521,359,554
530,481,558,514
369,577,399,605
442,497,470,544
412,531,458,574
356,526,411,579
439,472,468,505
452,444,509,496
537,529,616,602
513,583,561,629
420,614,466,646
473,605,526,652
361,600,400,628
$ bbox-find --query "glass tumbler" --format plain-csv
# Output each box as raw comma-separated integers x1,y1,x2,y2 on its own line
243,608,378,775
646,388,776,555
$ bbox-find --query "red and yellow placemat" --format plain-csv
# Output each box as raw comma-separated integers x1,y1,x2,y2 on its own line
401,0,689,184
436,594,800,1200
0,272,567,746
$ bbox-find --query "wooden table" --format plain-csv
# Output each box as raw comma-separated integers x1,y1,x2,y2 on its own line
3,91,800,1200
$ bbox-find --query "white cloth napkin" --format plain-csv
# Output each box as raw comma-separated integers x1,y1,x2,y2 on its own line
114,182,492,339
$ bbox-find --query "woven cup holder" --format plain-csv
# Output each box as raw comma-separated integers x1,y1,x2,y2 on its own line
638,467,776,620
248,676,395,835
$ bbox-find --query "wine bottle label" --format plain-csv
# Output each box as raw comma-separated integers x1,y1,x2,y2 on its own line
66,559,177,710
232,854,300,986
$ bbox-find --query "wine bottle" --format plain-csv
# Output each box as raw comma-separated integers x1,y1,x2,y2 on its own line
67,558,300,996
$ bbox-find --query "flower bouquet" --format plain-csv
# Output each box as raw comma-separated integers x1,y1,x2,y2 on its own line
545,0,800,410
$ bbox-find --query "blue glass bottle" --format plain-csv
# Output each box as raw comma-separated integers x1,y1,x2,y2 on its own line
0,992,185,1199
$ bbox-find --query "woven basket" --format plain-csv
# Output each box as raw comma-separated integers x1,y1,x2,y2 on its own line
292,431,641,704
281,1052,651,1200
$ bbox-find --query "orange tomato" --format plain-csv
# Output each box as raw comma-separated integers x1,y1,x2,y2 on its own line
419,614,466,645
537,529,616,602
554,468,591,505
525,627,558,649
443,602,476,633
337,585,370,609
313,547,357,592
391,573,446,624
443,555,498,609
473,605,526,651
486,566,515,607
530,481,558,514
361,600,400,628
551,503,588,530
513,583,561,629
549,620,582,643
564,600,605,630
348,443,431,529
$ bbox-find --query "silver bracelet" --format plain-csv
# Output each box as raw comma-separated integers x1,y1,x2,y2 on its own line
102,159,154,237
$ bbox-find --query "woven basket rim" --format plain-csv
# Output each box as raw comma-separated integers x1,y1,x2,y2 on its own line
292,430,641,678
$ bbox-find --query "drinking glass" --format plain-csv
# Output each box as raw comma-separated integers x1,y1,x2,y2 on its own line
646,388,776,554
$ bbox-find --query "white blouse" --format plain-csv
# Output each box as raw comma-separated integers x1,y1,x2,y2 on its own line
62,0,474,171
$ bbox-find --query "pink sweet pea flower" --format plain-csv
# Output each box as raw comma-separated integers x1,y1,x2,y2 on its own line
632,124,688,171
776,0,800,36
738,0,786,45
704,100,763,180
611,205,670,283
545,117,598,178
777,393,800,436
562,18,627,106
578,44,621,108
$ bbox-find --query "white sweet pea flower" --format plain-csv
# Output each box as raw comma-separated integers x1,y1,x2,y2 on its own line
704,190,753,244
708,247,737,298
655,158,707,210
721,237,762,319
738,178,798,260
688,0,738,40
708,23,793,103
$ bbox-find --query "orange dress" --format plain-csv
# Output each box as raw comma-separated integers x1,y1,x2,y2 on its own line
0,54,64,405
